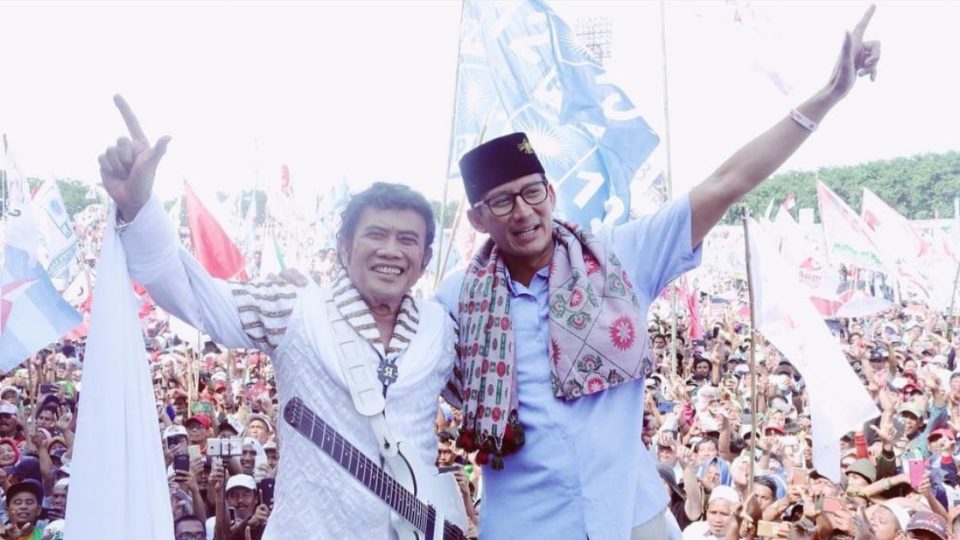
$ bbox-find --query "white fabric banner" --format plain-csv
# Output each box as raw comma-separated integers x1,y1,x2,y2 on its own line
746,217,878,482
65,207,173,539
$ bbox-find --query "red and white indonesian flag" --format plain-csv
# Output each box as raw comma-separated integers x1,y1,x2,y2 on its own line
861,188,939,307
816,181,886,272
746,217,878,482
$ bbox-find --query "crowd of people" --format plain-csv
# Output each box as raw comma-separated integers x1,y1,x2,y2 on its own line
6,285,960,539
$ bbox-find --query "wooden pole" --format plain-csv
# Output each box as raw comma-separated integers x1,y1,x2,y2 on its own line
741,206,759,493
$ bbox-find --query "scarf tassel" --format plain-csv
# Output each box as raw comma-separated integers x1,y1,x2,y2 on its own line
456,422,526,470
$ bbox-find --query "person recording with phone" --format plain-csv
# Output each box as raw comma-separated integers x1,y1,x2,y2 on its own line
206,465,271,540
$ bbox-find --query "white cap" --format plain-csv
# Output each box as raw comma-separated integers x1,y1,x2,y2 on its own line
709,485,742,505
54,478,69,489
246,413,274,433
0,386,20,400
163,425,188,439
880,502,910,531
219,416,244,435
226,474,256,493
263,441,277,452
0,403,18,416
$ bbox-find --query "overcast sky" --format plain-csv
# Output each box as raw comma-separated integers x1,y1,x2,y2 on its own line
0,0,957,208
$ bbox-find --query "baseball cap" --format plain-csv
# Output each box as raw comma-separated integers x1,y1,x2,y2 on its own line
0,403,18,416
928,428,955,443
185,415,211,429
739,425,759,440
225,474,256,493
263,441,278,452
880,502,910,532
898,403,925,420
163,425,188,439
0,386,20,400
218,416,244,435
846,459,877,484
906,510,948,540
5,479,43,503
4,457,42,483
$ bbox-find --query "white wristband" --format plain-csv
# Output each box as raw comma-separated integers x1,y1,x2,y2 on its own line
789,108,817,132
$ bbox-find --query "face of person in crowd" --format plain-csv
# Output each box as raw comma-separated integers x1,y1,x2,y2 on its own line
811,476,838,497
240,444,257,475
904,359,918,372
657,443,676,466
195,466,210,491
175,518,206,540
437,441,456,467
167,435,188,455
950,376,960,395
70,370,81,383
867,506,903,540
706,498,735,536
0,443,15,467
467,174,556,271
226,487,257,521
338,207,431,310
846,472,869,490
36,409,56,432
265,449,278,469
653,335,667,350
51,484,68,513
246,419,270,445
754,483,775,510
185,421,208,445
54,362,68,380
901,413,920,436
173,398,188,418
769,410,785,429
694,361,711,379
701,463,722,491
0,413,17,436
698,440,718,462
8,491,40,527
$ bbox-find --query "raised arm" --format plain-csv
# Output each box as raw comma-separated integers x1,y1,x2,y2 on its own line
689,6,880,247
99,95,299,353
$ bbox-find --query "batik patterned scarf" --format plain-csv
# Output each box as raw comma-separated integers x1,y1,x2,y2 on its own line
456,220,649,468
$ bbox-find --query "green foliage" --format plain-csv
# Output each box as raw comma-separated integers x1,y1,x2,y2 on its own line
722,151,960,223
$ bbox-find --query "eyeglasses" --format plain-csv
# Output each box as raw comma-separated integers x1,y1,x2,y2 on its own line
474,179,549,217
175,533,205,540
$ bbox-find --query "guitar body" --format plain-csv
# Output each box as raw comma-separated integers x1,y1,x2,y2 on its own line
385,441,468,540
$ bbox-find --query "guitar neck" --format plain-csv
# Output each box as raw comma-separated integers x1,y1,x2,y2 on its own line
284,398,465,540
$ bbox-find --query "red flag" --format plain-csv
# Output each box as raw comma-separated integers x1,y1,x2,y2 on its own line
183,181,248,281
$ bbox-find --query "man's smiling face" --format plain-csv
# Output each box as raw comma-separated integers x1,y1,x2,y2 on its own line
339,207,430,309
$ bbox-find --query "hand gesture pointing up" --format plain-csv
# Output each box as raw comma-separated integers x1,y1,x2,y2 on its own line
98,95,171,221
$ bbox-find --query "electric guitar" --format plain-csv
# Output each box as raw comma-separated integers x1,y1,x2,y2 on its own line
283,397,469,540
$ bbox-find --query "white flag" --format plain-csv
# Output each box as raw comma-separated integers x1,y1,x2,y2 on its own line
30,179,78,279
746,217,878,482
65,207,173,539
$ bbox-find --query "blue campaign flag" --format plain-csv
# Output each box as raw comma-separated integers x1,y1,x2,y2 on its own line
0,245,83,369
448,0,660,230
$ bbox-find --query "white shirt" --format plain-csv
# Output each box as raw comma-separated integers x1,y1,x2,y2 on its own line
123,196,456,540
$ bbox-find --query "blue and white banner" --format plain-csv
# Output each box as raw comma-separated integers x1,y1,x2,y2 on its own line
449,0,660,230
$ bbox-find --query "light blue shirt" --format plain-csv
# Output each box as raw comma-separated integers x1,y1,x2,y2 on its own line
435,195,702,540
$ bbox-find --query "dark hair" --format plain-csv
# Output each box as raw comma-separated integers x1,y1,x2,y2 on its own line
438,431,455,444
695,436,718,452
174,514,206,534
336,182,436,266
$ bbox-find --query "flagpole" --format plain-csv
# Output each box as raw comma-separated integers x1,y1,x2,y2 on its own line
659,0,681,376
741,206,759,493
436,0,468,281
947,256,960,340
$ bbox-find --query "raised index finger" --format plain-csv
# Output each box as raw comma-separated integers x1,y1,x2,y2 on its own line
113,94,149,143
852,4,876,41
